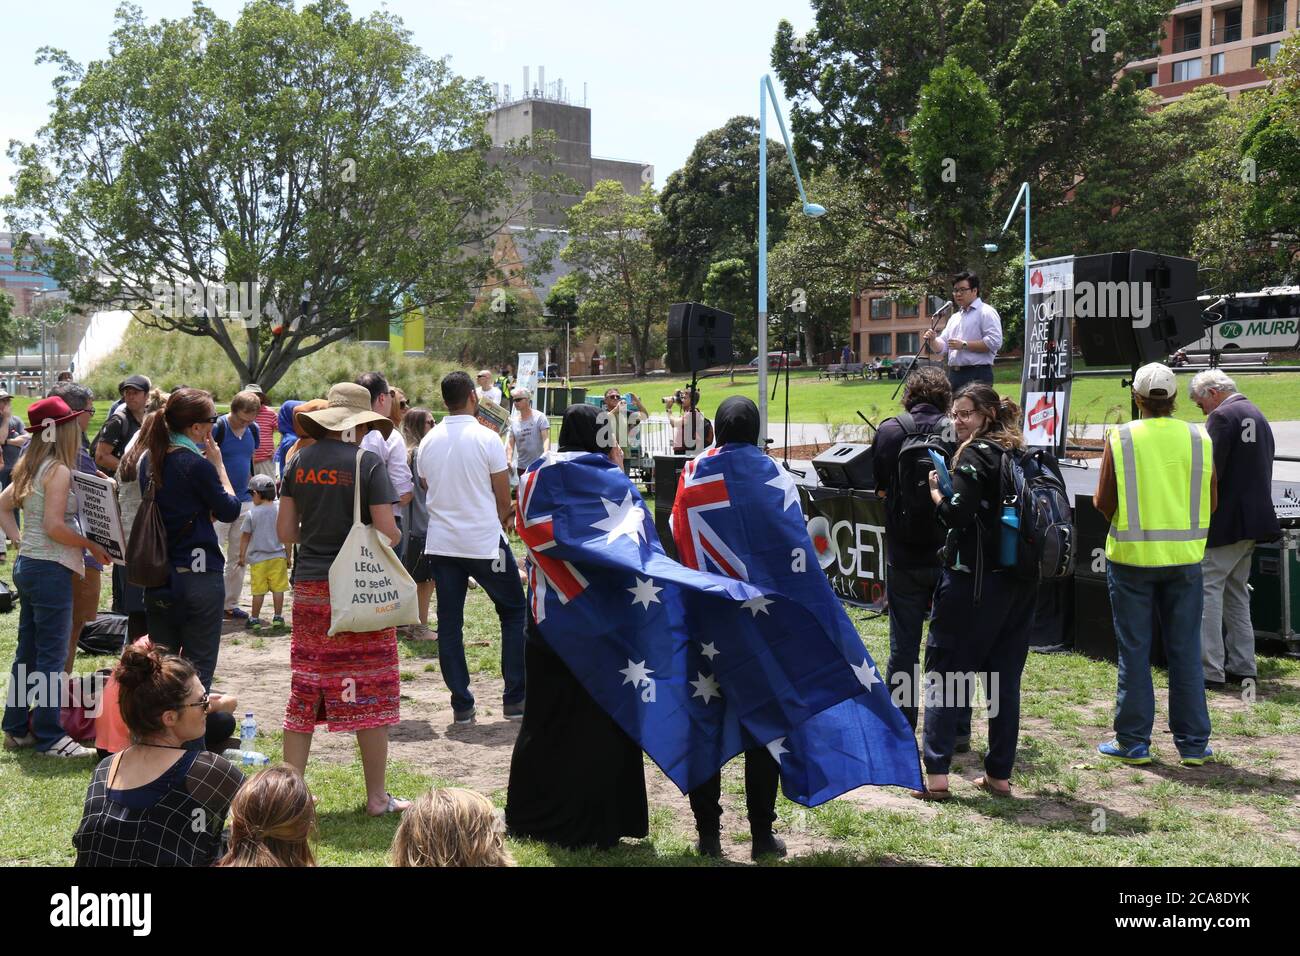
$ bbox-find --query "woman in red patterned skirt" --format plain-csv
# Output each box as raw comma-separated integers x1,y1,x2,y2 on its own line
276,383,411,816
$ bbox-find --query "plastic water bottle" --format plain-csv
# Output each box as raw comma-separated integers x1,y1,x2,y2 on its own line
240,713,256,752
223,748,270,766
1000,506,1020,567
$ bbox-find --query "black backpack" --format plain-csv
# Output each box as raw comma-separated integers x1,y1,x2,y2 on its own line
999,447,1075,581
888,412,956,549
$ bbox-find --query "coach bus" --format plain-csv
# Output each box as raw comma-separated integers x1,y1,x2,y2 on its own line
1188,287,1300,353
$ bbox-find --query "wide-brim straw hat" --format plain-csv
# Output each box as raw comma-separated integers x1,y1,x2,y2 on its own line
296,383,394,440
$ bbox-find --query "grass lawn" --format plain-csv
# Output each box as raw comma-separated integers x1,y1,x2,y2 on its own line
2,559,1298,867
592,366,1300,430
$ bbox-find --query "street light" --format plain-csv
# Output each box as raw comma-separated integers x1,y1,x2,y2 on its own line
758,73,824,445
991,180,1031,353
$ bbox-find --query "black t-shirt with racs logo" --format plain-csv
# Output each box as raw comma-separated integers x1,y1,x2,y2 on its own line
280,439,397,580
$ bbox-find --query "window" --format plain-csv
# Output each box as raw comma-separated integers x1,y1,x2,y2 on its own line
869,298,892,320
896,300,919,318
868,333,892,356
1143,70,1158,87
1211,53,1224,75
1172,58,1202,82
896,332,920,354
1252,41,1281,65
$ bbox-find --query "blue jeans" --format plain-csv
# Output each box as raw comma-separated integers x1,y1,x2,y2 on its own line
1107,561,1211,755
144,569,226,692
428,546,527,714
3,557,74,750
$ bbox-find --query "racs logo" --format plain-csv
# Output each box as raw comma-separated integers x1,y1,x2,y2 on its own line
291,467,354,487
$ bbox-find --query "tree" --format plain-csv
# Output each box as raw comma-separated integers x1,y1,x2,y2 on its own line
3,0,555,390
562,181,674,376
0,290,40,359
544,273,581,325
656,117,798,323
770,0,1172,325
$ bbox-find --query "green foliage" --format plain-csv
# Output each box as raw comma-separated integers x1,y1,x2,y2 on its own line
82,320,456,410
544,273,581,324
3,0,554,390
562,181,674,376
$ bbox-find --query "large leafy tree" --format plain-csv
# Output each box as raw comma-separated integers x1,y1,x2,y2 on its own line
3,0,552,390
771,0,1170,324
656,117,799,317
562,181,674,376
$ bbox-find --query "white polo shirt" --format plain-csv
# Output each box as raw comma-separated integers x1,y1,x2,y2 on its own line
418,414,508,560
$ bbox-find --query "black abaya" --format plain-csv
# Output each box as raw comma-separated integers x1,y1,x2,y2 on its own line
505,617,649,849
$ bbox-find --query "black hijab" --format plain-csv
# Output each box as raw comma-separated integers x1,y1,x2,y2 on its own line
557,403,603,454
714,396,760,446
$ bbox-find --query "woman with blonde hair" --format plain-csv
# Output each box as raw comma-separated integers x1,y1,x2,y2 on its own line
0,397,112,757
219,765,317,867
914,383,1035,801
390,788,514,867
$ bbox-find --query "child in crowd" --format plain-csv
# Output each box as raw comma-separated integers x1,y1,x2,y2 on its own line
238,474,288,631
390,788,514,867
219,765,317,867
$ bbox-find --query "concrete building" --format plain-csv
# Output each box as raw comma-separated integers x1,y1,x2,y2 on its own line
1124,0,1297,102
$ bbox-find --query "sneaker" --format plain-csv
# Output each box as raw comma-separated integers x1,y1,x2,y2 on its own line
1225,673,1255,687
1180,746,1214,767
1097,739,1152,765
3,731,36,751
1204,679,1226,691
40,735,94,758
453,708,476,725
751,831,788,861
272,616,285,627
503,702,525,721
249,618,265,631
224,608,250,621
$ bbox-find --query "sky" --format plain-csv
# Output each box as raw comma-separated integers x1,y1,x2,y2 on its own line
0,0,817,215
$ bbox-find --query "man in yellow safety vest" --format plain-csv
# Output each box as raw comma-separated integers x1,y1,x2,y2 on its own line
1092,363,1217,767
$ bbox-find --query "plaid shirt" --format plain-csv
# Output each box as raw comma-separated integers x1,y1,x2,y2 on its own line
74,750,244,867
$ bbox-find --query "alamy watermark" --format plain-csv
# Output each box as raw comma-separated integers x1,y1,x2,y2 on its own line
1035,280,1155,329
149,280,297,331
6,666,105,717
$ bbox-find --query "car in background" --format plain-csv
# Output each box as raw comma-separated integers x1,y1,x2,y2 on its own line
748,352,805,369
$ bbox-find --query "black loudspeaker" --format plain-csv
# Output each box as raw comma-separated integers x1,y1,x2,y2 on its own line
666,303,734,374
652,455,691,561
811,443,874,490
1073,251,1201,365
1073,494,1111,581
1073,576,1167,667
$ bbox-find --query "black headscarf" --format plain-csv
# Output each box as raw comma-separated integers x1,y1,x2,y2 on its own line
714,396,760,446
557,403,603,453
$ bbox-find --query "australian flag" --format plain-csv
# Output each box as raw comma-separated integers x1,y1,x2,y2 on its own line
517,449,921,807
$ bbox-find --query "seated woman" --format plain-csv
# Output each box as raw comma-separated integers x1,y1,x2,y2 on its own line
74,641,244,867
505,404,647,850
391,788,513,867
94,637,240,761
219,765,317,867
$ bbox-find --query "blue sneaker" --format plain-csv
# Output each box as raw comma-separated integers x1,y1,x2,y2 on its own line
1179,746,1213,767
1097,740,1152,765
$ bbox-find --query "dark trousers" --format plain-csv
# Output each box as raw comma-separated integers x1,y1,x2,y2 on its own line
428,544,527,713
144,569,226,692
885,563,966,738
922,568,1034,779
688,749,780,836
947,365,995,392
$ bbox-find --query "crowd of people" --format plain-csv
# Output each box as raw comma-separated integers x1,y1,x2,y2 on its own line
0,269,1283,864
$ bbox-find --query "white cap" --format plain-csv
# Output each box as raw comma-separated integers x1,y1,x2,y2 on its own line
1133,362,1177,399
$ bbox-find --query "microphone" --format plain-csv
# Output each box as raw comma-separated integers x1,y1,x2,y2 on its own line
932,300,955,317
856,411,877,434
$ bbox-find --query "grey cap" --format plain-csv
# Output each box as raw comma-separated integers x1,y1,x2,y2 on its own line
248,474,276,496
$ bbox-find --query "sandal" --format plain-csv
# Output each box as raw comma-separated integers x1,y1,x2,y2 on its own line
910,787,951,802
974,776,1012,797
367,792,411,816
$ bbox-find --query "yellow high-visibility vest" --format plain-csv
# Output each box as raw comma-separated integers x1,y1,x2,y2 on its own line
1105,417,1212,568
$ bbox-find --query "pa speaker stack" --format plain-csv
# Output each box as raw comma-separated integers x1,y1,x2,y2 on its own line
652,455,691,561
666,303,734,374
1073,250,1202,366
810,443,874,490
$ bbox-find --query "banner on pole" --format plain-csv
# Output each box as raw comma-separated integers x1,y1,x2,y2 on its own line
71,472,126,566
1021,256,1074,457
517,352,538,395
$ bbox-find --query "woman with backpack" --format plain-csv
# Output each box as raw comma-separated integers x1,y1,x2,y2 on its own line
913,383,1035,801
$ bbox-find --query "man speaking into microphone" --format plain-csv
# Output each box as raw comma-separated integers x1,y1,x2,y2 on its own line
922,272,1003,392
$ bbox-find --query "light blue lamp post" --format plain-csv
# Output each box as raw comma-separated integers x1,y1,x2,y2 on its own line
983,180,1031,348
758,74,825,444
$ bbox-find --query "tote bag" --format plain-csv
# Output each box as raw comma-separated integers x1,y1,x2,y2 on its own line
327,446,419,636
